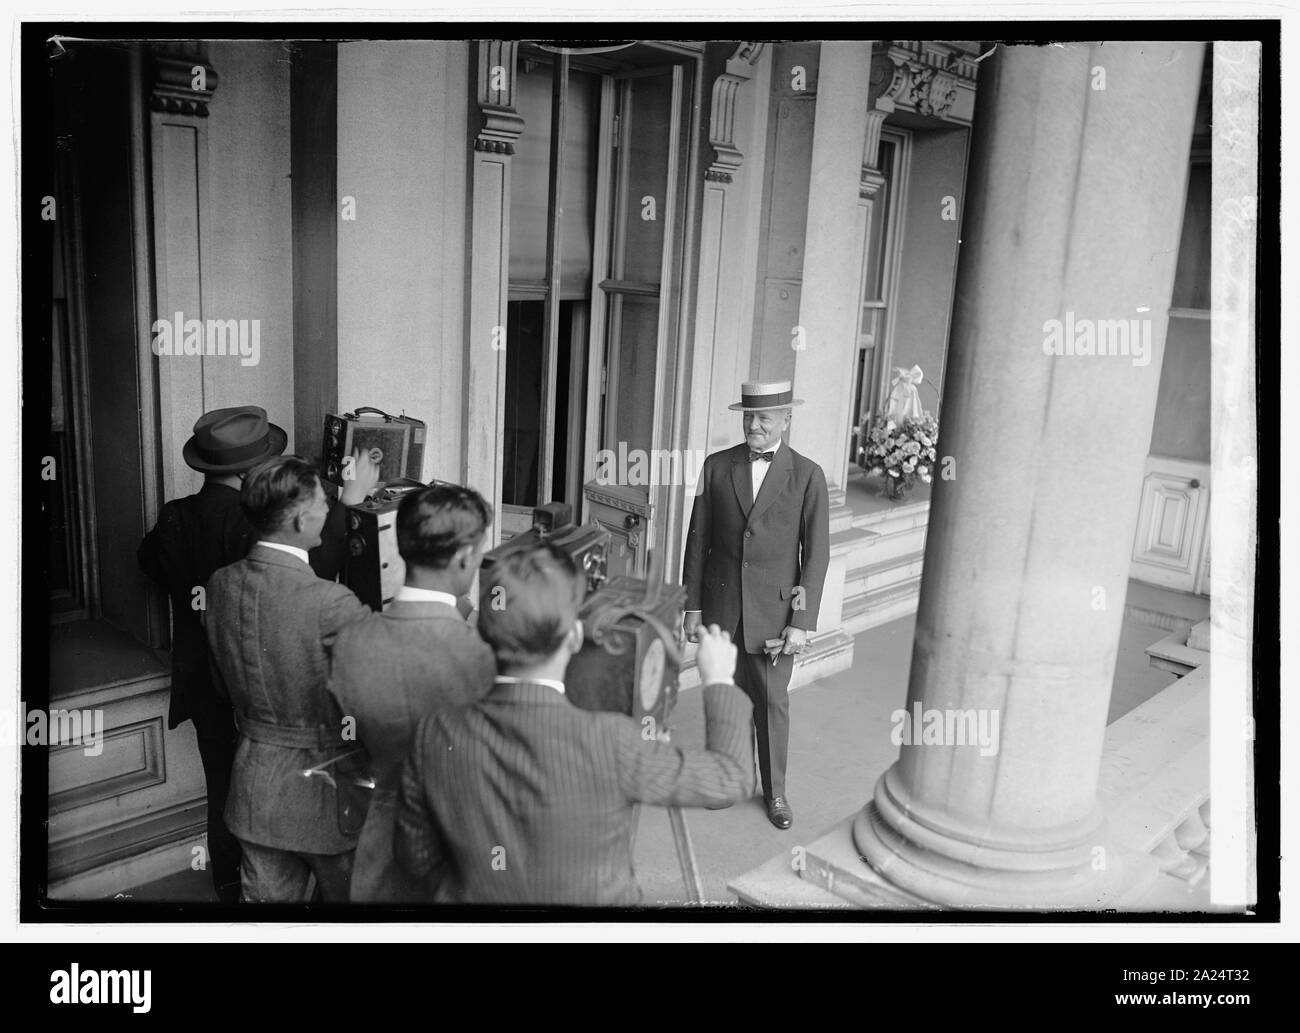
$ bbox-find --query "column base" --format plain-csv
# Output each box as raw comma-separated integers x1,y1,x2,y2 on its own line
851,798,1162,911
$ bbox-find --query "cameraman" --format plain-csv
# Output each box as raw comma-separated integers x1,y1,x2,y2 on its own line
395,543,754,905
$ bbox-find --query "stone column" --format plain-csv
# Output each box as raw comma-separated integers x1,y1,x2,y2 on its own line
854,41,1206,908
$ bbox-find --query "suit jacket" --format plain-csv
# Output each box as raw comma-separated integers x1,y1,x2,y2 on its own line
138,483,349,729
205,543,375,855
682,442,831,654
394,679,754,906
328,598,496,901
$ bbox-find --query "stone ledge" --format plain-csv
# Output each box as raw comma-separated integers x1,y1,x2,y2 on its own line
1145,629,1209,678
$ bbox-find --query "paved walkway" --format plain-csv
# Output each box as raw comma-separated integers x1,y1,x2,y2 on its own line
630,611,1179,908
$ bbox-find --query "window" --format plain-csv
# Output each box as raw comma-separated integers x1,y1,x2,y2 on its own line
850,133,903,469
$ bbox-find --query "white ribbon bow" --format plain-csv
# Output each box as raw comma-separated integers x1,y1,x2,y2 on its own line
891,365,924,388
885,365,926,420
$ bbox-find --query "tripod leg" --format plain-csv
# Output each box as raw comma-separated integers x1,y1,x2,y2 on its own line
667,805,703,904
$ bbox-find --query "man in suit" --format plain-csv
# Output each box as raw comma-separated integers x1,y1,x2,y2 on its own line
205,455,377,902
137,405,377,902
395,544,753,905
682,379,830,830
329,483,497,902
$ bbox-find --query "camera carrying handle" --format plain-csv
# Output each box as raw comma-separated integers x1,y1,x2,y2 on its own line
344,405,399,422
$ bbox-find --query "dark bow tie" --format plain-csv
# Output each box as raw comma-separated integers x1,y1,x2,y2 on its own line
748,450,775,463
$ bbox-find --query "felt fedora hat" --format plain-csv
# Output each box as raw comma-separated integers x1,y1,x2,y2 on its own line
727,379,804,412
182,405,288,474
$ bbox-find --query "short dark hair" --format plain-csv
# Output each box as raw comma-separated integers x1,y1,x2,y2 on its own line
396,483,492,570
241,455,320,535
477,544,585,669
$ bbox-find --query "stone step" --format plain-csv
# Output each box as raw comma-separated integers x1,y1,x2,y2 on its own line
841,577,922,635
843,551,925,601
851,504,930,538
846,524,928,569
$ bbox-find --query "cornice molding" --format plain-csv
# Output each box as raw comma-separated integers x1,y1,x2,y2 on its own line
706,41,767,184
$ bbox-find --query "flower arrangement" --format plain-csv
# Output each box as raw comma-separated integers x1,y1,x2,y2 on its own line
856,411,939,499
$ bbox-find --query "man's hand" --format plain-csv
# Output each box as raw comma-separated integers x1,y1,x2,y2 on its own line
695,625,737,686
682,610,703,644
339,447,382,505
780,625,807,656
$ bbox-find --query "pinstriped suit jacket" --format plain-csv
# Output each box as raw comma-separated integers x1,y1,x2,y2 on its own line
395,679,755,905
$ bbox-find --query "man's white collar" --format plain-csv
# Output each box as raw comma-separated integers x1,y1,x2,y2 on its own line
257,540,310,564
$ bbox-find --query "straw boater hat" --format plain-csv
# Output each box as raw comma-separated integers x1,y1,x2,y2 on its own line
728,379,805,412
182,405,287,473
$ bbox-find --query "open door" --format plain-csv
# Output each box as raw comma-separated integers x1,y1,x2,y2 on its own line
583,63,689,578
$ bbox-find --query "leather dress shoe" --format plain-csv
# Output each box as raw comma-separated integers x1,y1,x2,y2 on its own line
766,795,793,830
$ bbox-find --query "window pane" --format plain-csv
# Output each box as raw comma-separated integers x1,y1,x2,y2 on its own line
560,72,598,298
502,300,544,506
614,73,673,284
608,292,658,456
551,302,587,505
509,68,552,284
862,139,894,301
508,65,597,294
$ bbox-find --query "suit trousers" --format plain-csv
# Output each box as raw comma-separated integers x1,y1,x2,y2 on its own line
733,617,793,801
189,691,242,904
238,840,354,903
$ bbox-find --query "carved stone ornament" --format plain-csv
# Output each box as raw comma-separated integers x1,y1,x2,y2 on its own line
475,40,525,155
875,41,981,126
706,41,767,183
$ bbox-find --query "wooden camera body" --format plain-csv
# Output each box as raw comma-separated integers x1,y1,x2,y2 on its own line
322,407,426,488
481,503,684,728
566,577,685,731
342,480,436,611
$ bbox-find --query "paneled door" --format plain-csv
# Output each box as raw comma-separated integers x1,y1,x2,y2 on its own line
582,63,691,579
1130,455,1211,592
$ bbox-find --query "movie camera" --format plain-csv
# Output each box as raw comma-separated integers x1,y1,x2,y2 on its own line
480,502,686,733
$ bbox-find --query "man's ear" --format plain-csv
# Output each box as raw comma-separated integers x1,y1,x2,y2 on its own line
452,543,473,572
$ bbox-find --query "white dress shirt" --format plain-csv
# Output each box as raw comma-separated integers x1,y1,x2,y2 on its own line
750,437,781,502
256,540,310,564
395,585,459,608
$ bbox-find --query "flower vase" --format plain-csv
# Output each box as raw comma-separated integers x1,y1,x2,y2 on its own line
885,474,905,500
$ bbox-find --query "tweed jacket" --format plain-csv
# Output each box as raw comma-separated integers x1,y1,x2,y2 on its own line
328,597,496,901
395,679,754,906
205,543,376,855
682,441,831,654
138,484,348,729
